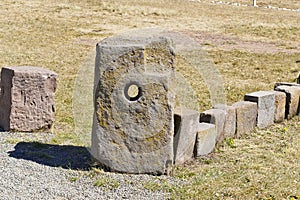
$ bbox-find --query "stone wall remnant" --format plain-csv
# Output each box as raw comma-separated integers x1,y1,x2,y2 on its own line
0,66,57,132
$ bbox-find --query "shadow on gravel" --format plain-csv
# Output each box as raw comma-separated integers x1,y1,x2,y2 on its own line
8,142,92,170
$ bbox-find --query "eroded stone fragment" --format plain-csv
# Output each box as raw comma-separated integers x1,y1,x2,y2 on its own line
213,104,236,138
91,36,176,175
173,107,199,165
200,109,226,146
0,66,57,132
195,123,217,156
244,91,275,129
232,101,257,138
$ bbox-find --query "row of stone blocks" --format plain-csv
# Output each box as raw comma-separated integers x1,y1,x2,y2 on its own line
185,82,300,164
91,34,300,175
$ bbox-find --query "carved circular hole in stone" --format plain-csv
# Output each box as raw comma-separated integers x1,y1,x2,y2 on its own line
124,82,142,101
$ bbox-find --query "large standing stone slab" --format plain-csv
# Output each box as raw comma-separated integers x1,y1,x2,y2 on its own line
200,109,226,146
91,36,176,175
213,104,236,138
173,108,199,165
275,85,300,119
232,101,257,138
244,91,275,129
0,66,57,132
271,91,286,123
195,123,217,157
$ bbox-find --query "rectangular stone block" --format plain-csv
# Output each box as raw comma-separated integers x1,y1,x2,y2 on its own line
173,108,199,165
271,91,286,123
91,36,176,175
200,109,226,146
274,82,300,88
275,85,300,119
195,123,217,157
0,66,57,132
213,104,236,138
244,91,275,129
232,101,258,138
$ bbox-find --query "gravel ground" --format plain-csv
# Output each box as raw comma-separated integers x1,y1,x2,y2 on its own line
0,132,182,200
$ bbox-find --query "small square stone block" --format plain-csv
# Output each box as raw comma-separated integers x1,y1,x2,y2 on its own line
232,101,258,138
0,66,57,132
275,85,300,119
195,123,217,157
213,104,236,138
271,91,286,123
244,91,275,129
173,107,199,165
200,109,226,146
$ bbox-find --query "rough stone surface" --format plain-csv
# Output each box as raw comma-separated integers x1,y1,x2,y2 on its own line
91,36,176,175
271,91,286,123
232,101,258,138
274,82,300,88
244,91,275,129
213,104,236,138
275,85,300,119
200,109,226,146
0,66,57,132
173,107,199,165
195,123,217,156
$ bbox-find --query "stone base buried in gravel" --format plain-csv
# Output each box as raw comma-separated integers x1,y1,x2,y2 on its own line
195,123,217,156
173,107,199,165
244,91,275,129
232,101,258,138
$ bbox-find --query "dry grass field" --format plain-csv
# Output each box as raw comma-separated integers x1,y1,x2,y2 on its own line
0,0,299,199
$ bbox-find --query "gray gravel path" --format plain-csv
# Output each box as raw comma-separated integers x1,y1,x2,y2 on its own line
0,132,183,200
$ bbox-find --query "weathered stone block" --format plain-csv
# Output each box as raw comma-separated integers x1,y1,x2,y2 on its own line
200,109,226,146
244,91,275,129
232,101,257,138
213,104,236,138
271,91,286,123
0,66,57,132
274,82,300,88
91,36,176,175
173,107,199,165
275,85,300,119
195,123,217,157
